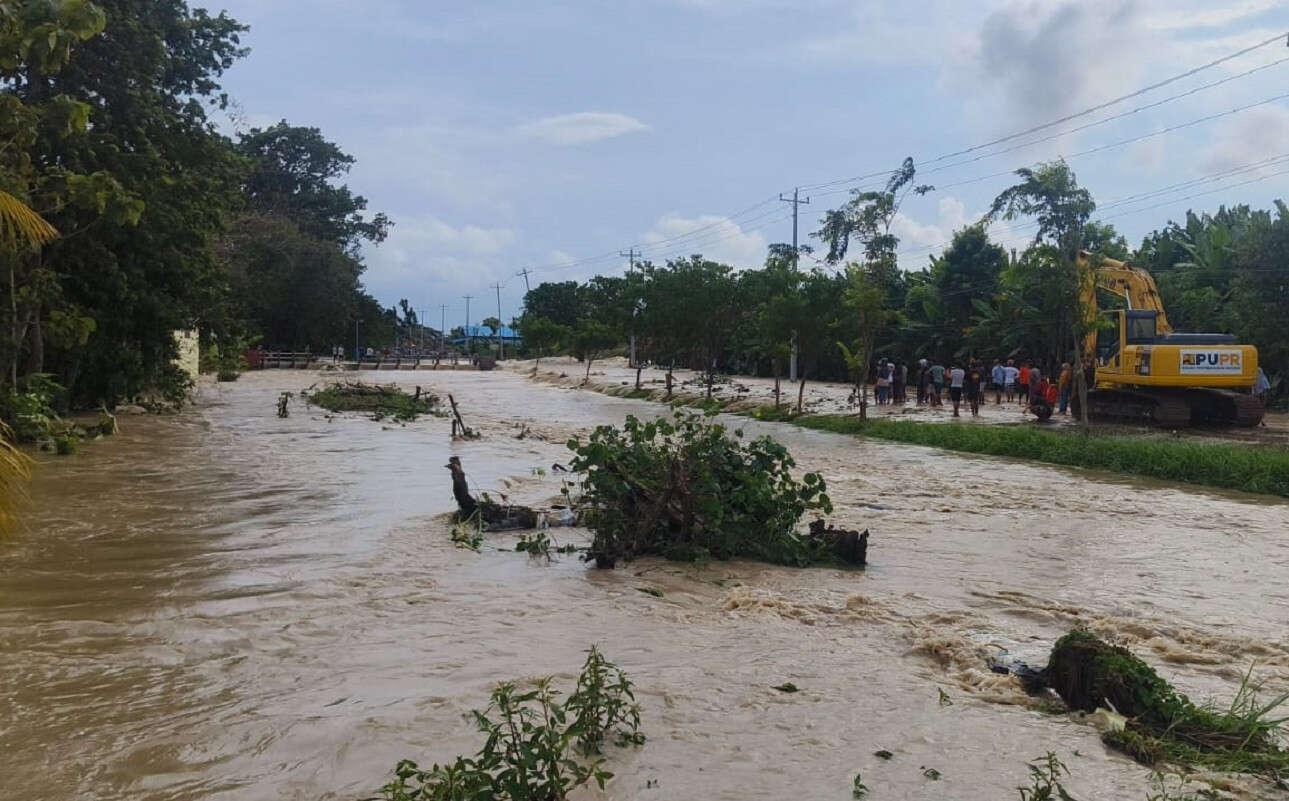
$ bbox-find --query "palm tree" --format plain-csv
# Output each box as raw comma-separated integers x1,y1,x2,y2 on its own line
0,189,53,533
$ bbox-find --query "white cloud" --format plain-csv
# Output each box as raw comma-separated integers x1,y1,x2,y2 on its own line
892,196,971,252
360,215,515,299
517,112,649,146
1142,0,1281,31
964,1,1147,122
641,213,769,268
891,196,1018,266
1201,105,1289,173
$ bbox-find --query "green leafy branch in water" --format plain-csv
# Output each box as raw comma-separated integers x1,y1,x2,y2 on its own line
368,647,643,801
449,513,482,551
567,409,843,569
1018,752,1077,801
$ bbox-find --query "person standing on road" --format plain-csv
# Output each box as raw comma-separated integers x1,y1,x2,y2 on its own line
1255,366,1271,406
966,359,983,417
991,359,1005,405
1018,361,1031,406
891,360,905,406
930,360,946,405
875,359,890,405
899,361,909,404
1058,362,1073,415
1003,360,1019,403
948,363,966,417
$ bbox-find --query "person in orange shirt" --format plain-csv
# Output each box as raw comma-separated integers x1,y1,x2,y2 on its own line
1018,362,1031,406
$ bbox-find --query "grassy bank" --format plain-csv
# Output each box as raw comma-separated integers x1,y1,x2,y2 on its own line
539,372,1289,498
788,415,1289,498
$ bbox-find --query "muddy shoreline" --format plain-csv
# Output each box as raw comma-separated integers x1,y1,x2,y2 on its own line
2,369,1286,800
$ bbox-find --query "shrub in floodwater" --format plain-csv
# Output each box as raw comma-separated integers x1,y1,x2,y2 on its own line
1043,631,1289,775
304,381,440,422
368,647,643,801
567,410,839,568
1017,752,1076,800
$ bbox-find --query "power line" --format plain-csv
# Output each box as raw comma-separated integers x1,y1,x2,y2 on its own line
889,154,1289,262
800,30,1289,192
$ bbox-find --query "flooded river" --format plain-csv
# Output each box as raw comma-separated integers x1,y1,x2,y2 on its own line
2,369,1287,800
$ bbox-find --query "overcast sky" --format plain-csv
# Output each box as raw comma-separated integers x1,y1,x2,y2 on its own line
212,0,1288,328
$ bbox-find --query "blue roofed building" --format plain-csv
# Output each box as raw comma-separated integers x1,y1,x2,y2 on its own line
451,324,522,347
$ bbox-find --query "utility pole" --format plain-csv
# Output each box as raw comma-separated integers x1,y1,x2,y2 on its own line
516,268,532,294
491,282,504,360
463,295,472,355
780,188,810,381
418,307,425,356
621,247,641,366
439,304,448,356
779,188,810,267
618,247,640,272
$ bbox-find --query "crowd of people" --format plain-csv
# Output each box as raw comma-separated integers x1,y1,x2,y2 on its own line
872,358,1074,419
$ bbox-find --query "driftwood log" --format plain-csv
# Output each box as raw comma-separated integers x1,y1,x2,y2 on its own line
446,456,539,530
806,519,869,566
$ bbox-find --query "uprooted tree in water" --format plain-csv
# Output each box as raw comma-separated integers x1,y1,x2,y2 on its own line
567,409,867,569
1020,630,1289,776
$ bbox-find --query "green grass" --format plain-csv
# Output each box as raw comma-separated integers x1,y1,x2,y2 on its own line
568,378,1289,499
784,415,1289,498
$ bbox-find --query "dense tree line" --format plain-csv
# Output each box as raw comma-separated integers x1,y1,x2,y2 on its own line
521,160,1289,407
0,0,397,413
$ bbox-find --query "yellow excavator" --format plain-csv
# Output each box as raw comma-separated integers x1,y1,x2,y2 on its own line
1074,251,1263,427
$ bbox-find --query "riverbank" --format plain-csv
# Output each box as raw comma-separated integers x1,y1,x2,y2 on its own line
514,357,1289,500
3,369,1287,800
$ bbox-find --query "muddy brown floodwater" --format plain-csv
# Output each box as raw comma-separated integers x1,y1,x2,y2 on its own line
2,370,1288,801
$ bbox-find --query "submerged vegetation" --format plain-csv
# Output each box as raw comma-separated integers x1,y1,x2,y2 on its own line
1042,631,1289,776
784,415,1289,498
303,382,440,422
368,647,643,801
567,410,865,568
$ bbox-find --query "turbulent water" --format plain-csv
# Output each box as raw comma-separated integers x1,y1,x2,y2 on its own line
2,369,1287,801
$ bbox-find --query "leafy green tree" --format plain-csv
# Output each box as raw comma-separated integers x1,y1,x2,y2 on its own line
571,319,617,381
237,121,390,251
481,316,501,335
837,265,886,417
5,0,251,405
815,157,932,267
221,123,391,353
737,247,799,409
1228,201,1289,398
519,315,566,370
789,270,844,413
985,159,1096,423
523,280,581,329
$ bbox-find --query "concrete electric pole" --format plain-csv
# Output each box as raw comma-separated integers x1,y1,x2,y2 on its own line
780,188,810,381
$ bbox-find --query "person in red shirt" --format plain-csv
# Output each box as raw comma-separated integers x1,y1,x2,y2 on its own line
1018,362,1031,406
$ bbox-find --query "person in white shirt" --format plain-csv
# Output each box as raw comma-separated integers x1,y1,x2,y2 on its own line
948,363,966,417
1003,361,1019,403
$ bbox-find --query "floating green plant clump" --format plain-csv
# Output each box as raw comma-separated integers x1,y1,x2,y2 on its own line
304,381,440,422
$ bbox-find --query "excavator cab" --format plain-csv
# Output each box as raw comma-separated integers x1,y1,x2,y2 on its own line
1096,309,1158,373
